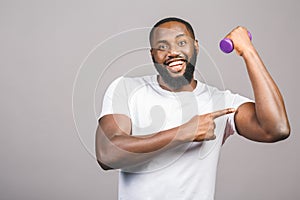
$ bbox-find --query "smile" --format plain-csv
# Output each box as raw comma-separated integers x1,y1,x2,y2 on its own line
165,59,186,73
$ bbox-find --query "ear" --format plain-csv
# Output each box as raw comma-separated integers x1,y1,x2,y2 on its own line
150,48,155,57
194,39,199,54
150,48,156,62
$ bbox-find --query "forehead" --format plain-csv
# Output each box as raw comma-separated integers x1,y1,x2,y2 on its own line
151,21,193,42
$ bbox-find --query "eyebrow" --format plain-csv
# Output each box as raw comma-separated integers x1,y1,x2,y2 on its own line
155,33,187,44
156,40,168,44
175,33,186,38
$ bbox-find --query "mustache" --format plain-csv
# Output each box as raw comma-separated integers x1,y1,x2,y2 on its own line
152,55,188,66
164,57,187,66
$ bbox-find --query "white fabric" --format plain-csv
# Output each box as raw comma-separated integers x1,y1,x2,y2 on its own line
99,75,252,200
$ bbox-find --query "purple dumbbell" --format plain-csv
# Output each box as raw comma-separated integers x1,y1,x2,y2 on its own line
219,31,252,53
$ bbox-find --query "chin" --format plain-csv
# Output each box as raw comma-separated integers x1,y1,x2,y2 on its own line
167,70,186,78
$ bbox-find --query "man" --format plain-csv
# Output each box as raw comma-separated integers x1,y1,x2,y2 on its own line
95,17,290,199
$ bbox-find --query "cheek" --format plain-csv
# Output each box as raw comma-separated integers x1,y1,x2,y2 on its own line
152,51,167,64
183,47,196,60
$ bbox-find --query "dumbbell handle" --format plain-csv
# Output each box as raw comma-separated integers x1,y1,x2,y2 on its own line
219,31,252,53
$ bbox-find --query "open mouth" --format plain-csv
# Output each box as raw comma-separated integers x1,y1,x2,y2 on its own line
165,58,187,73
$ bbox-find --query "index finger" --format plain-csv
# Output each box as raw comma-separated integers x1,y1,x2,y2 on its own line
210,108,236,119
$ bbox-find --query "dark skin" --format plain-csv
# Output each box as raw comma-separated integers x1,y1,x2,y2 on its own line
96,21,290,170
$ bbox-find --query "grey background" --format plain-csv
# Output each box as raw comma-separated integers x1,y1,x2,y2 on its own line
1,0,299,199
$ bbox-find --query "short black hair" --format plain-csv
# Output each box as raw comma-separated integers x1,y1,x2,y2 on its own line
149,17,195,46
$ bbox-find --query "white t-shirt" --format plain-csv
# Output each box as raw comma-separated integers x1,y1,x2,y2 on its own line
100,75,252,200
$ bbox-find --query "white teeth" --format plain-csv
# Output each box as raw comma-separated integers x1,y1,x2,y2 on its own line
168,60,184,67
171,65,182,71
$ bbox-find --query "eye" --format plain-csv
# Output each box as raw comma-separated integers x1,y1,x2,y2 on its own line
158,44,168,51
178,40,187,47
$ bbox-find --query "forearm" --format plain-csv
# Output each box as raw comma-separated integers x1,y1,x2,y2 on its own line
242,46,290,135
96,125,185,170
96,109,236,170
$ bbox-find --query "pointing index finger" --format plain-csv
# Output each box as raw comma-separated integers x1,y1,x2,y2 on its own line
211,108,236,119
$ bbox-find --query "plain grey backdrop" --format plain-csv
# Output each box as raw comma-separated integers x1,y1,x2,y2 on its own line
1,0,299,199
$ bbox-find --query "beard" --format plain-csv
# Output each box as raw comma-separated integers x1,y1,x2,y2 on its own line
153,48,197,90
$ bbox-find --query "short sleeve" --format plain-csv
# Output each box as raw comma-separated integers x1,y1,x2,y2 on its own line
223,94,254,144
99,77,130,119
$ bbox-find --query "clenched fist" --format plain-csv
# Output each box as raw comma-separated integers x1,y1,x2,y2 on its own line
225,26,253,56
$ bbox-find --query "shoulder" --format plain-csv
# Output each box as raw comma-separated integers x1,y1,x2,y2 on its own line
110,75,155,85
105,75,157,94
123,75,156,85
111,75,156,89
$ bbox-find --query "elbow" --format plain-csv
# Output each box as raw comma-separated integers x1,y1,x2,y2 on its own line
95,148,117,171
276,124,291,141
97,159,114,171
96,153,116,171
265,123,291,143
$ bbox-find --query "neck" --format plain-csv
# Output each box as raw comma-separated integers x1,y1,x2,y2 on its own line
157,75,197,92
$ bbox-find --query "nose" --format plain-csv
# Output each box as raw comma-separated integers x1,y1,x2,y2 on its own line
167,45,180,57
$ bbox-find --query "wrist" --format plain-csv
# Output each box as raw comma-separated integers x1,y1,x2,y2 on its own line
175,121,194,143
241,45,257,58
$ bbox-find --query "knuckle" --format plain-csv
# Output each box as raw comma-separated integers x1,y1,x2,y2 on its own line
204,113,210,118
208,121,215,129
207,133,216,140
213,122,216,129
208,113,214,119
236,26,244,31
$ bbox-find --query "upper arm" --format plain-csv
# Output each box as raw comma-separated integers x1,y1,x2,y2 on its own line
95,114,132,169
96,114,132,152
98,114,132,139
234,102,273,142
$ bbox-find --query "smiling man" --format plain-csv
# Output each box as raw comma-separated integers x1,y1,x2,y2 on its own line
150,20,198,91
95,17,290,200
